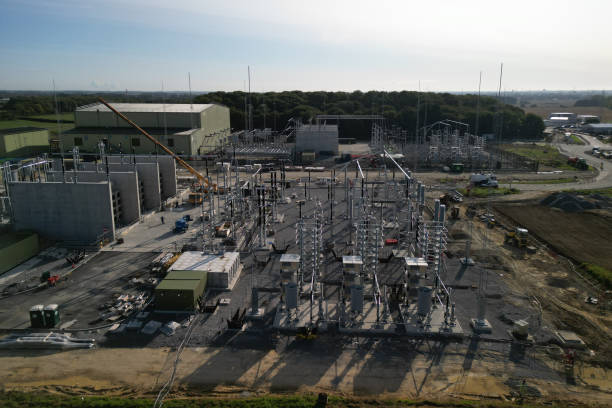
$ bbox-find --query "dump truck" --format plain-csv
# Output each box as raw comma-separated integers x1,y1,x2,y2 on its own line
567,157,588,170
504,227,529,248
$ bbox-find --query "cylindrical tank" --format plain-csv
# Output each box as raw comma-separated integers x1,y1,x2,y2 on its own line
285,282,298,309
434,199,440,221
417,286,432,316
350,284,364,314
419,185,425,205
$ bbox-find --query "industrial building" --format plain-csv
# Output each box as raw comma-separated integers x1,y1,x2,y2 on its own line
584,123,612,135
59,103,231,156
0,127,49,158
5,154,176,244
295,124,339,155
577,114,600,125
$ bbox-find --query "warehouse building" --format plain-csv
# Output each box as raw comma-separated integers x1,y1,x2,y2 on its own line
59,103,231,156
295,124,339,155
0,127,49,158
584,123,612,136
169,251,241,290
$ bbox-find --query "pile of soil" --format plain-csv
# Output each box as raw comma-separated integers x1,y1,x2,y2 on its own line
540,192,610,212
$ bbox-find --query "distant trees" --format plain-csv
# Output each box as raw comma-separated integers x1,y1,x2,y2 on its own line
194,90,544,140
574,95,612,109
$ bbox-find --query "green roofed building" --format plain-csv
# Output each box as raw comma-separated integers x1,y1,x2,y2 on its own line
0,127,50,158
59,102,230,156
154,270,207,311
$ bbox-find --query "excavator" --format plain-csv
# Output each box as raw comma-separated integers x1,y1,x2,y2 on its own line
97,98,216,202
504,227,530,248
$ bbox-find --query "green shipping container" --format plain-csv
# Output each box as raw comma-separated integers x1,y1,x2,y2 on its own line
30,304,46,328
43,304,60,328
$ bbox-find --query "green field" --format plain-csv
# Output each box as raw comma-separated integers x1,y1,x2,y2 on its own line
501,144,575,170
25,112,75,122
0,392,597,408
580,263,612,289
0,118,74,135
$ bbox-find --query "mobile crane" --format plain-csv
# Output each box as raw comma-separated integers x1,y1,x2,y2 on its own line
97,98,216,199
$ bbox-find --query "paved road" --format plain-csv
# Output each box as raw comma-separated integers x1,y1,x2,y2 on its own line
500,134,612,192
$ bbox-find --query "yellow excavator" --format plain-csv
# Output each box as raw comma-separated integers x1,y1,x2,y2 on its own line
98,98,216,201
504,227,529,248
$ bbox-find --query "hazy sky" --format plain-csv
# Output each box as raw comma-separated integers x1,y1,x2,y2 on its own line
1,0,610,92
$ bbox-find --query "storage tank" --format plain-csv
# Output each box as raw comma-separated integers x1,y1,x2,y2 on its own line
29,304,45,328
417,287,432,316
285,282,298,309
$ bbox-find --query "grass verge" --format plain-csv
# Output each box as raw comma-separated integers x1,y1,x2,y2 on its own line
458,187,520,198
580,263,612,289
569,134,585,145
563,187,612,198
514,178,575,185
0,392,600,408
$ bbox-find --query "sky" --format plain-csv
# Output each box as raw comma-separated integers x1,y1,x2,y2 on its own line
1,0,611,92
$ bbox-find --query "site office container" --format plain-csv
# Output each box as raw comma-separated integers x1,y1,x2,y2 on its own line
29,304,45,328
154,271,207,311
43,304,60,328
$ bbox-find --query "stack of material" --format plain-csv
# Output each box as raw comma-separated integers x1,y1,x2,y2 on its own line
540,192,609,212
0,332,95,349
99,292,148,321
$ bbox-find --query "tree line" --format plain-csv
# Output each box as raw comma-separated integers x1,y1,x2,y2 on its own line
193,90,544,140
574,95,612,109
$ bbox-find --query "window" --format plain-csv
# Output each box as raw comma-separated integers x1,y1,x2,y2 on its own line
74,137,83,146
131,138,140,147
167,138,174,147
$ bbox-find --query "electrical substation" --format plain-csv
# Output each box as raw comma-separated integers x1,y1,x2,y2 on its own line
0,98,607,403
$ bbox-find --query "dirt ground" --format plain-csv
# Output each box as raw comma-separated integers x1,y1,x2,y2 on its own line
447,203,612,363
493,205,612,271
1,345,611,404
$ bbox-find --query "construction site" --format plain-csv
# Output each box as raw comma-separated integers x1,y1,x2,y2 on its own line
0,99,610,406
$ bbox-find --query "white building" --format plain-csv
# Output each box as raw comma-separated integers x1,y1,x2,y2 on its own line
169,252,241,290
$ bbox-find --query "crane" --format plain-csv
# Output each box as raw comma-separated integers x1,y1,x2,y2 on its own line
97,98,216,194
